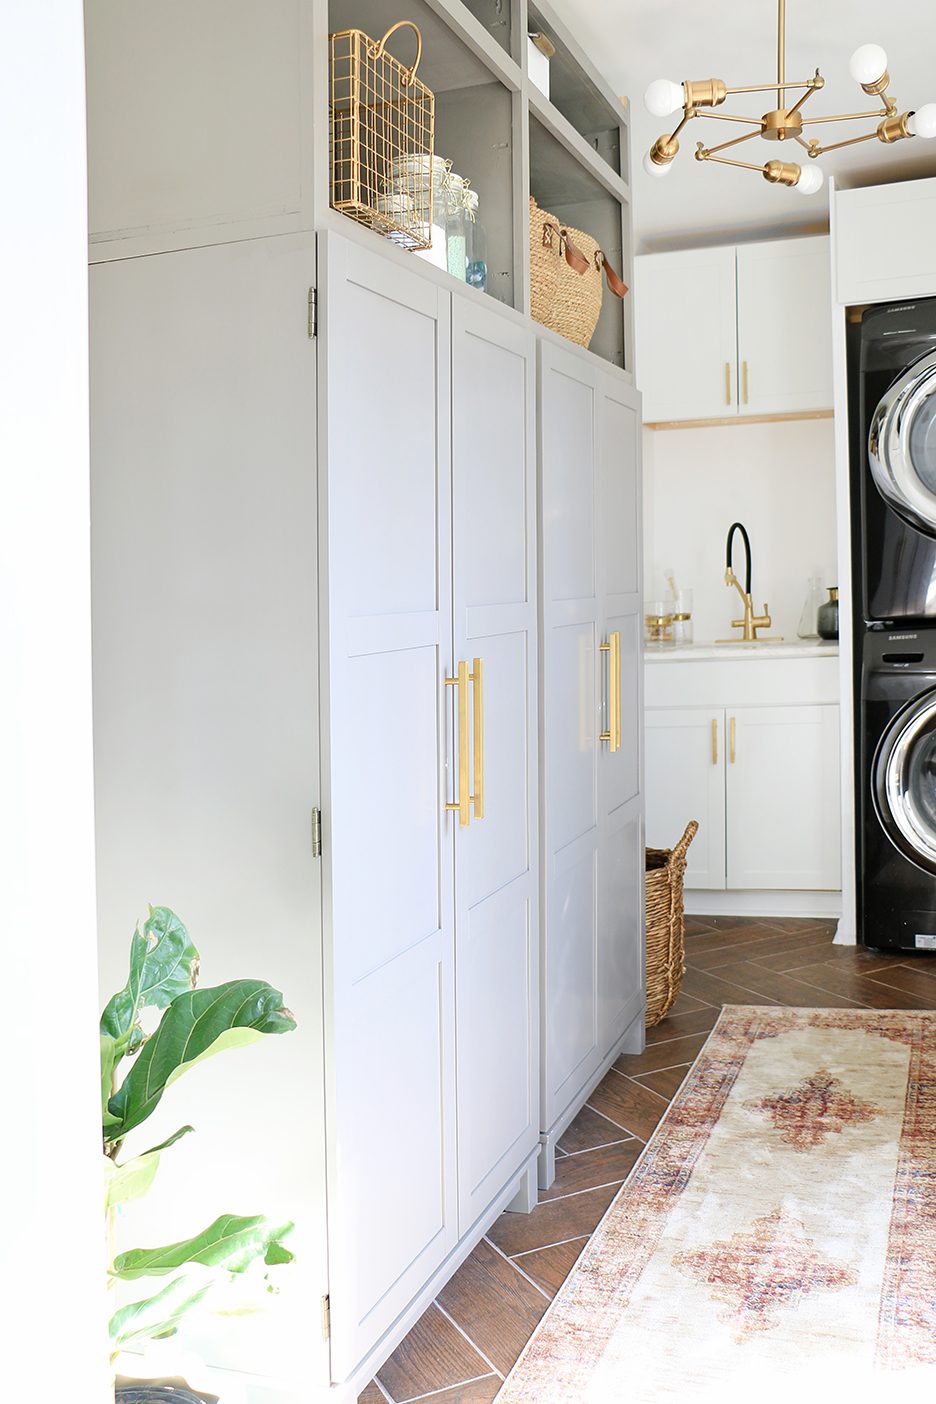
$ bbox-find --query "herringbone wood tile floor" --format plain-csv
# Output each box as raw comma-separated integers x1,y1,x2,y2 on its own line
359,917,936,1403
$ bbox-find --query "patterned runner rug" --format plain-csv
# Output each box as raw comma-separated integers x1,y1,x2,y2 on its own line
498,1007,936,1404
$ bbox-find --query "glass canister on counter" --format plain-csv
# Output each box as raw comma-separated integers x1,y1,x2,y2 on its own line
464,189,487,292
445,173,468,281
645,600,675,647
666,589,693,644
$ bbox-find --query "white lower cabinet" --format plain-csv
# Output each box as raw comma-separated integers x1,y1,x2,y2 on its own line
645,659,841,893
537,337,645,1187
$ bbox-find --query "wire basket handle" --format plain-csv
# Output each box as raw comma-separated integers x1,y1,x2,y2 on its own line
369,21,423,86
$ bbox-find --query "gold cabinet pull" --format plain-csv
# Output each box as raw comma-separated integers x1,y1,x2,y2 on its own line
599,630,621,751
725,362,731,406
742,360,749,405
471,656,484,819
445,660,471,826
712,718,718,764
730,716,736,763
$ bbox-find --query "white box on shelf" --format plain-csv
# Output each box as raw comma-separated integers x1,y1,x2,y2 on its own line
527,36,550,99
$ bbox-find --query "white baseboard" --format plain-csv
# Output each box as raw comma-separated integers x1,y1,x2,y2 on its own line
684,889,842,919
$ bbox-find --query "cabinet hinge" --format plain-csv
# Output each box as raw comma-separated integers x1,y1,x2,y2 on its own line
321,1292,331,1341
308,287,318,338
311,808,322,858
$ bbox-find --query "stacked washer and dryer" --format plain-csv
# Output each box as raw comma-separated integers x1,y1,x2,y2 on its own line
855,298,936,949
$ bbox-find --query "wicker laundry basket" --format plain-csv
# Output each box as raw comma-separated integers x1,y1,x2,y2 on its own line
645,821,698,1029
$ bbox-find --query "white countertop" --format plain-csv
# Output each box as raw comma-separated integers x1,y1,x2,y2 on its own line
645,640,839,662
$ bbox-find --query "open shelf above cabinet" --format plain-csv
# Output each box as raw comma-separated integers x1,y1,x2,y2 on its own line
328,0,519,307
527,0,627,182
529,114,626,369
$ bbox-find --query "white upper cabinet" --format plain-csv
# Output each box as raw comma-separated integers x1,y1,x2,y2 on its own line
735,238,832,416
634,246,737,424
635,236,832,423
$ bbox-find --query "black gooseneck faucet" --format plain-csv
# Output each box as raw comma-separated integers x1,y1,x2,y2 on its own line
724,521,772,641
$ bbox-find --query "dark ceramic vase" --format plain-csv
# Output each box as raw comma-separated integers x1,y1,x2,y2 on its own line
817,587,839,640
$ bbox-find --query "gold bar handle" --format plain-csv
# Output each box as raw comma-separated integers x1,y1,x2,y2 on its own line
445,660,471,826
712,718,717,764
742,360,749,405
471,656,484,819
725,361,731,406
598,631,621,752
730,716,736,763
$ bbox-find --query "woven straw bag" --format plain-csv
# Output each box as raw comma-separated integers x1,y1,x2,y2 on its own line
529,199,628,350
529,197,560,327
645,821,698,1028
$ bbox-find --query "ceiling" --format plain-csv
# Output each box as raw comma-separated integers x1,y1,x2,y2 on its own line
547,0,936,251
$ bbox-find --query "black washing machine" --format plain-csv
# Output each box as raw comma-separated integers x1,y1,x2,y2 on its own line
862,629,936,950
856,297,936,947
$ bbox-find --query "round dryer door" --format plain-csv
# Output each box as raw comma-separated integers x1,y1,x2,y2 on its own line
875,689,936,873
869,348,936,534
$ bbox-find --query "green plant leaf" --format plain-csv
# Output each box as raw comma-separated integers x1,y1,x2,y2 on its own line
101,1035,120,1129
108,1271,215,1354
111,1213,295,1280
100,907,200,1053
103,1126,195,1211
106,980,296,1140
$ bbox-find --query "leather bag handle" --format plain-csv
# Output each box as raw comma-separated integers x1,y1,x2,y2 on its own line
595,249,628,298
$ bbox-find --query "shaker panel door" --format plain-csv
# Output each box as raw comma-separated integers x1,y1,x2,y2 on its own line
736,237,833,416
597,372,645,1049
726,704,841,889
321,234,456,1380
538,343,601,1133
635,246,737,422
451,294,539,1232
645,708,726,890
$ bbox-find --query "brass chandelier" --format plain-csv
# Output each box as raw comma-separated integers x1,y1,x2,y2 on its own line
643,0,936,193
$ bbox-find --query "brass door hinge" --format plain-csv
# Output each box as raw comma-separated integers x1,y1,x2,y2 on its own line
308,287,318,338
321,1292,331,1340
311,808,322,858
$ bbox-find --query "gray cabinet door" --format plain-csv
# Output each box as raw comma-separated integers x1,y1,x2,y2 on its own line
320,233,457,1382
538,340,645,1165
450,294,540,1234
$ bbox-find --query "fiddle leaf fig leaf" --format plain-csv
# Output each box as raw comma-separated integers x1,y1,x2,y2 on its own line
103,1126,195,1210
111,1213,295,1280
101,1035,120,1130
100,907,200,1054
108,1271,215,1354
106,980,296,1140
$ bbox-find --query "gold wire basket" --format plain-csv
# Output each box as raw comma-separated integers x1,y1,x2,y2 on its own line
329,22,435,252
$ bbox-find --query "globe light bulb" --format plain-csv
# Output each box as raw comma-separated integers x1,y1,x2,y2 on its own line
643,150,673,178
908,103,936,139
795,164,824,195
643,79,685,118
849,44,887,86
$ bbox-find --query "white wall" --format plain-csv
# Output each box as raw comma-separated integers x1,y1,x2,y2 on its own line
0,4,109,1399
643,417,838,644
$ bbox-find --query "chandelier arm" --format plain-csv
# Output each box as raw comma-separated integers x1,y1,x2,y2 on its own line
669,108,695,140
778,0,785,108
807,129,881,156
695,109,763,125
801,109,889,124
785,82,821,119
701,129,762,157
722,80,818,95
699,154,770,171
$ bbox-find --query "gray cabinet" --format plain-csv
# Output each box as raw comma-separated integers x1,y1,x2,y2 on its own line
537,336,644,1188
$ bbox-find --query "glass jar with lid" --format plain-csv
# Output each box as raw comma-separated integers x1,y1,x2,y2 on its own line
387,153,450,270
445,173,468,281
464,189,487,292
